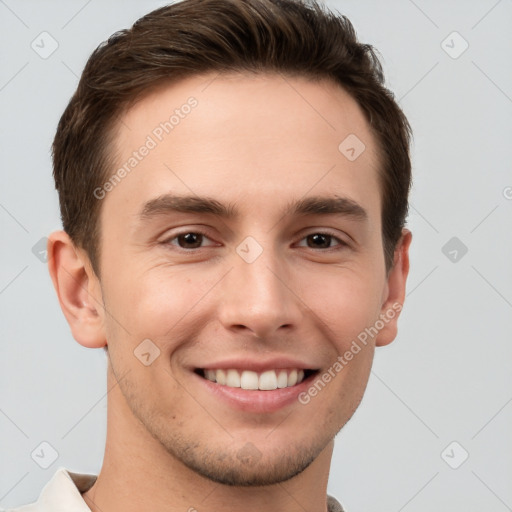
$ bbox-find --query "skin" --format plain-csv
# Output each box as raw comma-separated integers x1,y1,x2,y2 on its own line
48,72,411,512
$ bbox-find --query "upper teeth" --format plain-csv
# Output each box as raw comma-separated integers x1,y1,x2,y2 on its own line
203,369,305,390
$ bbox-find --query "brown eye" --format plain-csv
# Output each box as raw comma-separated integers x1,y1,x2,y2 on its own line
177,232,204,249
307,233,332,248
298,232,345,250
164,230,217,250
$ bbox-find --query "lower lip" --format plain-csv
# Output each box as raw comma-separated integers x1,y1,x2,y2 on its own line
195,372,316,413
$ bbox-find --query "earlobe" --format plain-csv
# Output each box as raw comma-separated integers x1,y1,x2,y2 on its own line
47,230,107,349
375,228,412,347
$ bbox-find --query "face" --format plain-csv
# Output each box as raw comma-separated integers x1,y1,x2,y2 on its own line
92,72,406,485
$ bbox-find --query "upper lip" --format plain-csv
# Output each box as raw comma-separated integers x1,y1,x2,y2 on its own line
195,357,319,373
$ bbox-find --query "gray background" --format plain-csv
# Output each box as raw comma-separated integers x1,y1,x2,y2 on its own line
1,0,511,510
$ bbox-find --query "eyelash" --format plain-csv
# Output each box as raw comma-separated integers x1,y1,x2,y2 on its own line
162,229,348,251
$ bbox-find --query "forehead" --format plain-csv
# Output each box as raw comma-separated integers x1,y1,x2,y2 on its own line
105,72,381,225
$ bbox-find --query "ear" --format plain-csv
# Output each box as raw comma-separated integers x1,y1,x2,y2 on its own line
375,228,412,347
47,230,107,349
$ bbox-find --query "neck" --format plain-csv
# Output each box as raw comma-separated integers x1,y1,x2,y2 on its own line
83,365,334,512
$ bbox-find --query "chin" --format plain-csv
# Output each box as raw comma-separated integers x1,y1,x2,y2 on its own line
173,444,320,487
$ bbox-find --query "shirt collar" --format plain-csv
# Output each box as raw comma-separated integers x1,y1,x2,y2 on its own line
25,467,344,512
31,467,96,511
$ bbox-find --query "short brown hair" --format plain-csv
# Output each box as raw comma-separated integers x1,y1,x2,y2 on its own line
52,0,412,277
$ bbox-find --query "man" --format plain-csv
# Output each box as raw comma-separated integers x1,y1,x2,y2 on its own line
7,0,412,510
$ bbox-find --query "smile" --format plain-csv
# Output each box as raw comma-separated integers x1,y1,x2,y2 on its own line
196,368,317,390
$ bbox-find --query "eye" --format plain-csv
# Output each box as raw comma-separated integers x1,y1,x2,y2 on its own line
296,232,347,250
164,230,217,250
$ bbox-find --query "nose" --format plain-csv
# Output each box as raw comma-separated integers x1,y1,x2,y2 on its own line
217,243,303,340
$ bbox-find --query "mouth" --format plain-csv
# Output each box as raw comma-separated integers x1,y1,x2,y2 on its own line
194,368,319,390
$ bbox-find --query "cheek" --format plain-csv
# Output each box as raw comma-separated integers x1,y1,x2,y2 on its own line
301,268,384,347
103,263,218,344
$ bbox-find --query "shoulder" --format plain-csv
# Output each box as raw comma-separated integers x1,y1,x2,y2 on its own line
327,494,346,512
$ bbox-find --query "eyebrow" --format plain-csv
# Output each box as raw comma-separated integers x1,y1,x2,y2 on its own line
138,193,368,222
287,195,367,220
